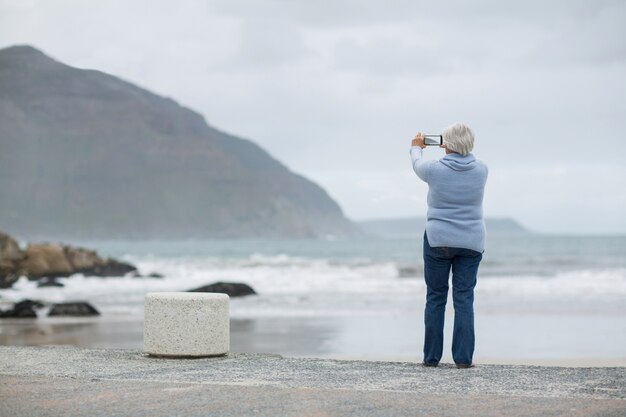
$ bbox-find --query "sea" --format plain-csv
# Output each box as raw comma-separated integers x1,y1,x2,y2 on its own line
1,234,625,365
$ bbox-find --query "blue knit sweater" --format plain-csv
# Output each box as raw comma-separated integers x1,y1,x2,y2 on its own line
410,147,488,252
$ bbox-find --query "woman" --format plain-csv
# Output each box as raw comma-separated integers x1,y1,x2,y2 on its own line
410,122,488,368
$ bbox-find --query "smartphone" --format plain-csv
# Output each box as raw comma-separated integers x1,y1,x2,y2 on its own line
424,135,442,146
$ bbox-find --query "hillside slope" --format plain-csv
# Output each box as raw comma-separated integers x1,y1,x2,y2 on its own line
0,45,358,239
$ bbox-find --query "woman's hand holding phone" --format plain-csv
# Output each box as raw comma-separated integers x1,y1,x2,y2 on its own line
412,132,426,149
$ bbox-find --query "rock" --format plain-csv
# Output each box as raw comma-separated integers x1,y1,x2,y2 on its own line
0,265,19,289
37,277,64,287
22,243,73,279
132,272,164,279
0,232,24,288
0,232,23,262
63,246,100,270
79,258,137,277
48,302,100,317
0,299,43,318
397,265,422,278
0,231,141,288
63,246,137,277
188,282,257,297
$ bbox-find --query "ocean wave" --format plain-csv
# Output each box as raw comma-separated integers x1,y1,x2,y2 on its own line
1,254,624,318
478,268,626,297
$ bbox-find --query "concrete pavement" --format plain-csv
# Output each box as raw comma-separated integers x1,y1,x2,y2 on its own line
1,346,625,416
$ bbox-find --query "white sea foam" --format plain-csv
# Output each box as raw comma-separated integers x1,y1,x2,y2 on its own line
1,254,624,318
478,268,626,297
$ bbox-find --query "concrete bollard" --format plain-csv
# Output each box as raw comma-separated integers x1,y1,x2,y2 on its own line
143,292,229,358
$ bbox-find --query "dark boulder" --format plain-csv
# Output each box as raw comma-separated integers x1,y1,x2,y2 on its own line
0,299,43,318
397,265,422,278
74,259,136,277
64,246,137,276
132,272,164,279
0,265,20,289
48,302,100,317
37,278,65,287
188,281,257,297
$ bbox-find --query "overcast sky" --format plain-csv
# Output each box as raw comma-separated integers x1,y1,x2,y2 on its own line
1,0,625,234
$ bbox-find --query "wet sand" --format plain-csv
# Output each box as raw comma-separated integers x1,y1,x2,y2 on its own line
0,316,339,357
1,315,625,367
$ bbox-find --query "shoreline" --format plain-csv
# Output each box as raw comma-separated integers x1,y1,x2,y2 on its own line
1,315,625,368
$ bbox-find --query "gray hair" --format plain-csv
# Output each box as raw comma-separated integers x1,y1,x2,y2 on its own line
442,122,475,156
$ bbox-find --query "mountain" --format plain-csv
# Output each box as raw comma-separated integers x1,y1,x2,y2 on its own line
357,217,531,239
0,45,359,239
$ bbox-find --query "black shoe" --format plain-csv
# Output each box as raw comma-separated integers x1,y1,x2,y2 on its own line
422,362,439,367
455,363,474,369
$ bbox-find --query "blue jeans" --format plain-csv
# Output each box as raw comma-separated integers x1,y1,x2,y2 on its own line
423,233,482,365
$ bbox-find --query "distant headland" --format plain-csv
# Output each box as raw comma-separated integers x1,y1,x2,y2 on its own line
0,45,359,240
